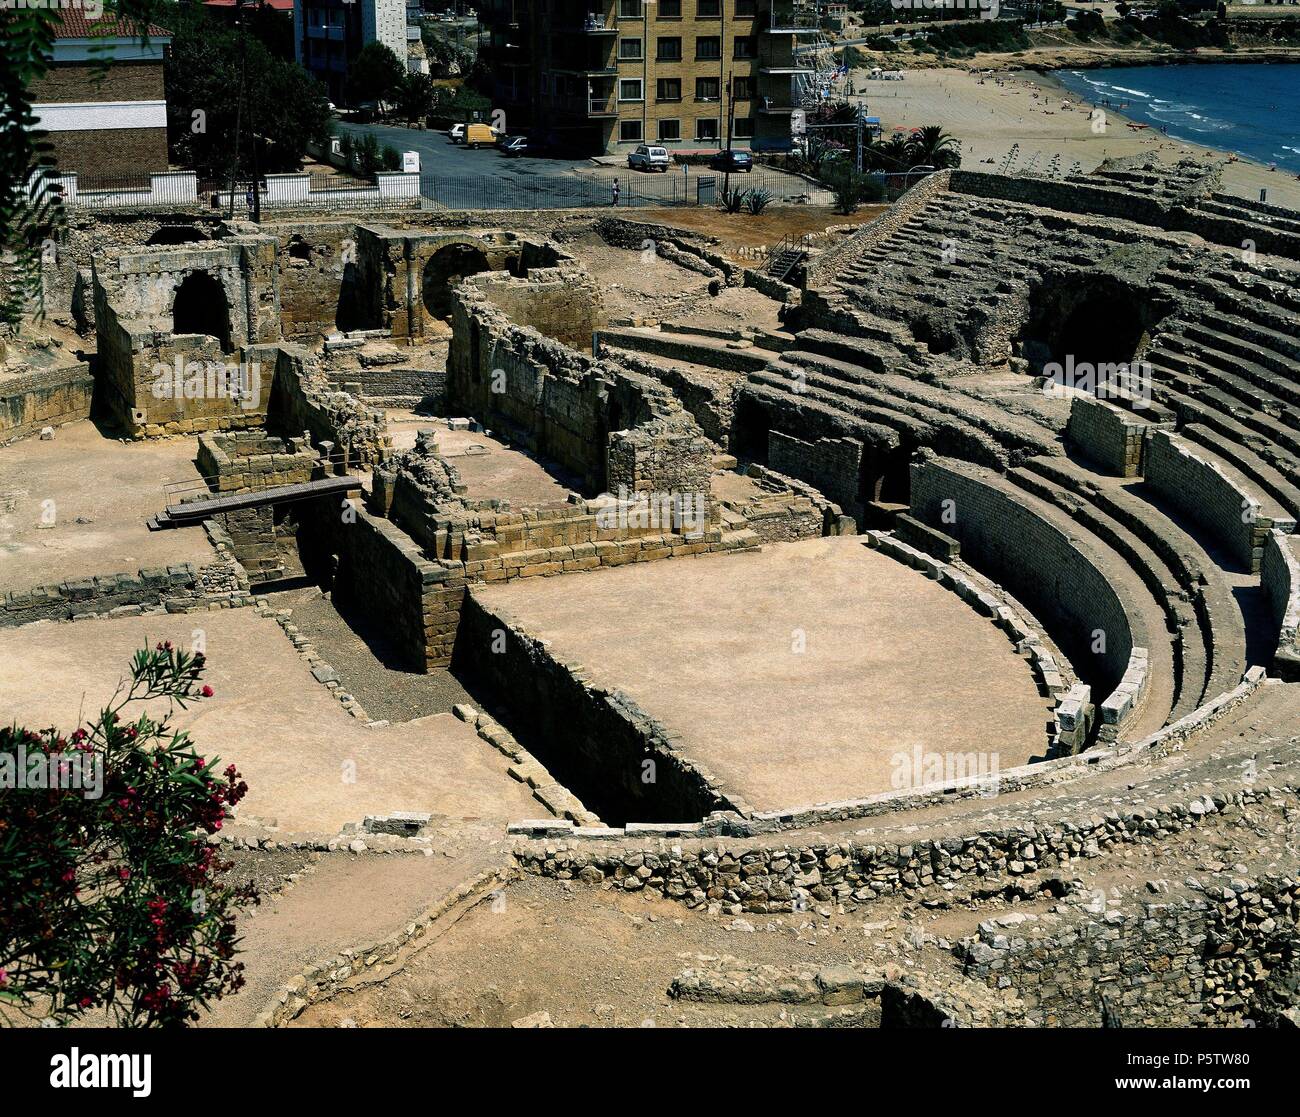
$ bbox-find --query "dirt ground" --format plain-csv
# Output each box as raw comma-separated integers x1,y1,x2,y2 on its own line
638,204,887,255
475,536,1053,812
0,420,215,588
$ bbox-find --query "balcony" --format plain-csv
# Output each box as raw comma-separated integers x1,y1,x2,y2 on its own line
589,97,618,116
759,97,794,114
762,6,822,33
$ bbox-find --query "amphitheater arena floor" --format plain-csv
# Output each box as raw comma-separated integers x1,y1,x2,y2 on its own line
475,535,1055,812
0,608,538,834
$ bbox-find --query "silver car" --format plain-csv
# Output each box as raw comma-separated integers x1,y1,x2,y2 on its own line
627,145,671,172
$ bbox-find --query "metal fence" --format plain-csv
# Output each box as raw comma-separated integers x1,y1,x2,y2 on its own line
35,165,933,215
419,168,835,211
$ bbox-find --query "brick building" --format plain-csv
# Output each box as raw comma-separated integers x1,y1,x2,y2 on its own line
294,0,409,100
479,0,820,154
30,12,173,180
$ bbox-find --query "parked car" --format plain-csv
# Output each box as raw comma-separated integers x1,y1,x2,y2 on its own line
709,149,753,173
463,123,498,149
627,144,671,172
908,164,937,176
498,135,530,157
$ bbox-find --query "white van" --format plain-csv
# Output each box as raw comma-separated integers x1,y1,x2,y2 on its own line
627,145,671,172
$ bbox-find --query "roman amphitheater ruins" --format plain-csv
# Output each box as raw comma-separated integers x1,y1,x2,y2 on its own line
2,156,1299,1028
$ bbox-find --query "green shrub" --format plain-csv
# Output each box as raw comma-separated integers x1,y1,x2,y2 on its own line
745,187,774,215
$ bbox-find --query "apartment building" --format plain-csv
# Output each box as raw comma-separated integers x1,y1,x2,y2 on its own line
29,11,173,180
479,0,819,154
294,0,409,100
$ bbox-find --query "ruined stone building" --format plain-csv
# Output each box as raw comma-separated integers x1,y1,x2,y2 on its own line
1,156,1298,1029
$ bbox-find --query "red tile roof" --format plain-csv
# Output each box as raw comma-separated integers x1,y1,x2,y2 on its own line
204,0,295,9
50,9,173,40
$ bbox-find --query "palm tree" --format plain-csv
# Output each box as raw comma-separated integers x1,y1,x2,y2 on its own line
906,125,962,170
867,133,911,172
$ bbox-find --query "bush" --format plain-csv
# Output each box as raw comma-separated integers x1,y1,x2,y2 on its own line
380,144,402,172
0,645,255,1027
828,167,881,214
719,185,748,213
356,132,382,177
744,187,774,215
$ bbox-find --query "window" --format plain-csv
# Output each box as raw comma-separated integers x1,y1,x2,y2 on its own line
696,118,719,141
733,36,756,59
658,118,681,142
656,36,681,61
695,76,720,101
658,0,681,14
696,36,720,60
618,0,642,16
733,116,754,139
619,78,643,101
619,37,643,60
656,77,682,101
620,119,643,142
732,76,753,100
735,0,756,14
697,0,720,14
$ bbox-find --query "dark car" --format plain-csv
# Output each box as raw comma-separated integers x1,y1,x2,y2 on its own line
499,135,531,157
709,149,753,173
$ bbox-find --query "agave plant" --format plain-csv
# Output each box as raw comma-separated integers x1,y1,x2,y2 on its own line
719,185,749,214
744,187,774,216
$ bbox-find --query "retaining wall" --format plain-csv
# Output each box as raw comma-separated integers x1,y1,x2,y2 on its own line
910,455,1144,712
1145,428,1282,573
1262,529,1300,681
0,362,94,443
454,592,739,824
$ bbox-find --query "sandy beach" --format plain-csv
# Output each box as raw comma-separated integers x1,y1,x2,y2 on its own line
847,65,1300,211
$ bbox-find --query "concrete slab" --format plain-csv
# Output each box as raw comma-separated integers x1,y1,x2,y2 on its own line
476,537,1053,812
0,420,215,589
0,608,539,834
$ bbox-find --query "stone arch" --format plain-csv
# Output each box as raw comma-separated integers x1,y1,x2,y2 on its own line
171,270,232,351
422,242,490,320
1019,272,1172,379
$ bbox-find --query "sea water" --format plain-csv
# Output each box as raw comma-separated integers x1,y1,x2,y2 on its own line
1054,63,1300,175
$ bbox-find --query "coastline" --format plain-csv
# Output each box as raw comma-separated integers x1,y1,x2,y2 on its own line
848,62,1300,210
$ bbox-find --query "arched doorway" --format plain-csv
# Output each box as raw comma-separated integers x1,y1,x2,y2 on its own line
422,242,489,320
172,270,232,351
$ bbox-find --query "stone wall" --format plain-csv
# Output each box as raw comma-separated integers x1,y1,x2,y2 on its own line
270,222,357,339
0,559,250,626
1145,429,1285,574
768,430,863,513
448,280,711,497
802,169,954,291
264,344,391,471
910,454,1143,713
474,266,604,351
302,500,453,672
958,875,1300,1027
0,362,94,442
196,429,320,493
1262,530,1300,681
515,781,1288,917
1064,395,1173,478
454,592,739,824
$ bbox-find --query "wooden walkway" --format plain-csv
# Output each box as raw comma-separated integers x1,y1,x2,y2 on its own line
148,475,362,530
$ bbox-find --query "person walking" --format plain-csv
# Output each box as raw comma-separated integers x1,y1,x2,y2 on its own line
611,177,621,206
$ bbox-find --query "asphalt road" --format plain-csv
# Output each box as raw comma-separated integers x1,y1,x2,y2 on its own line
336,119,822,209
